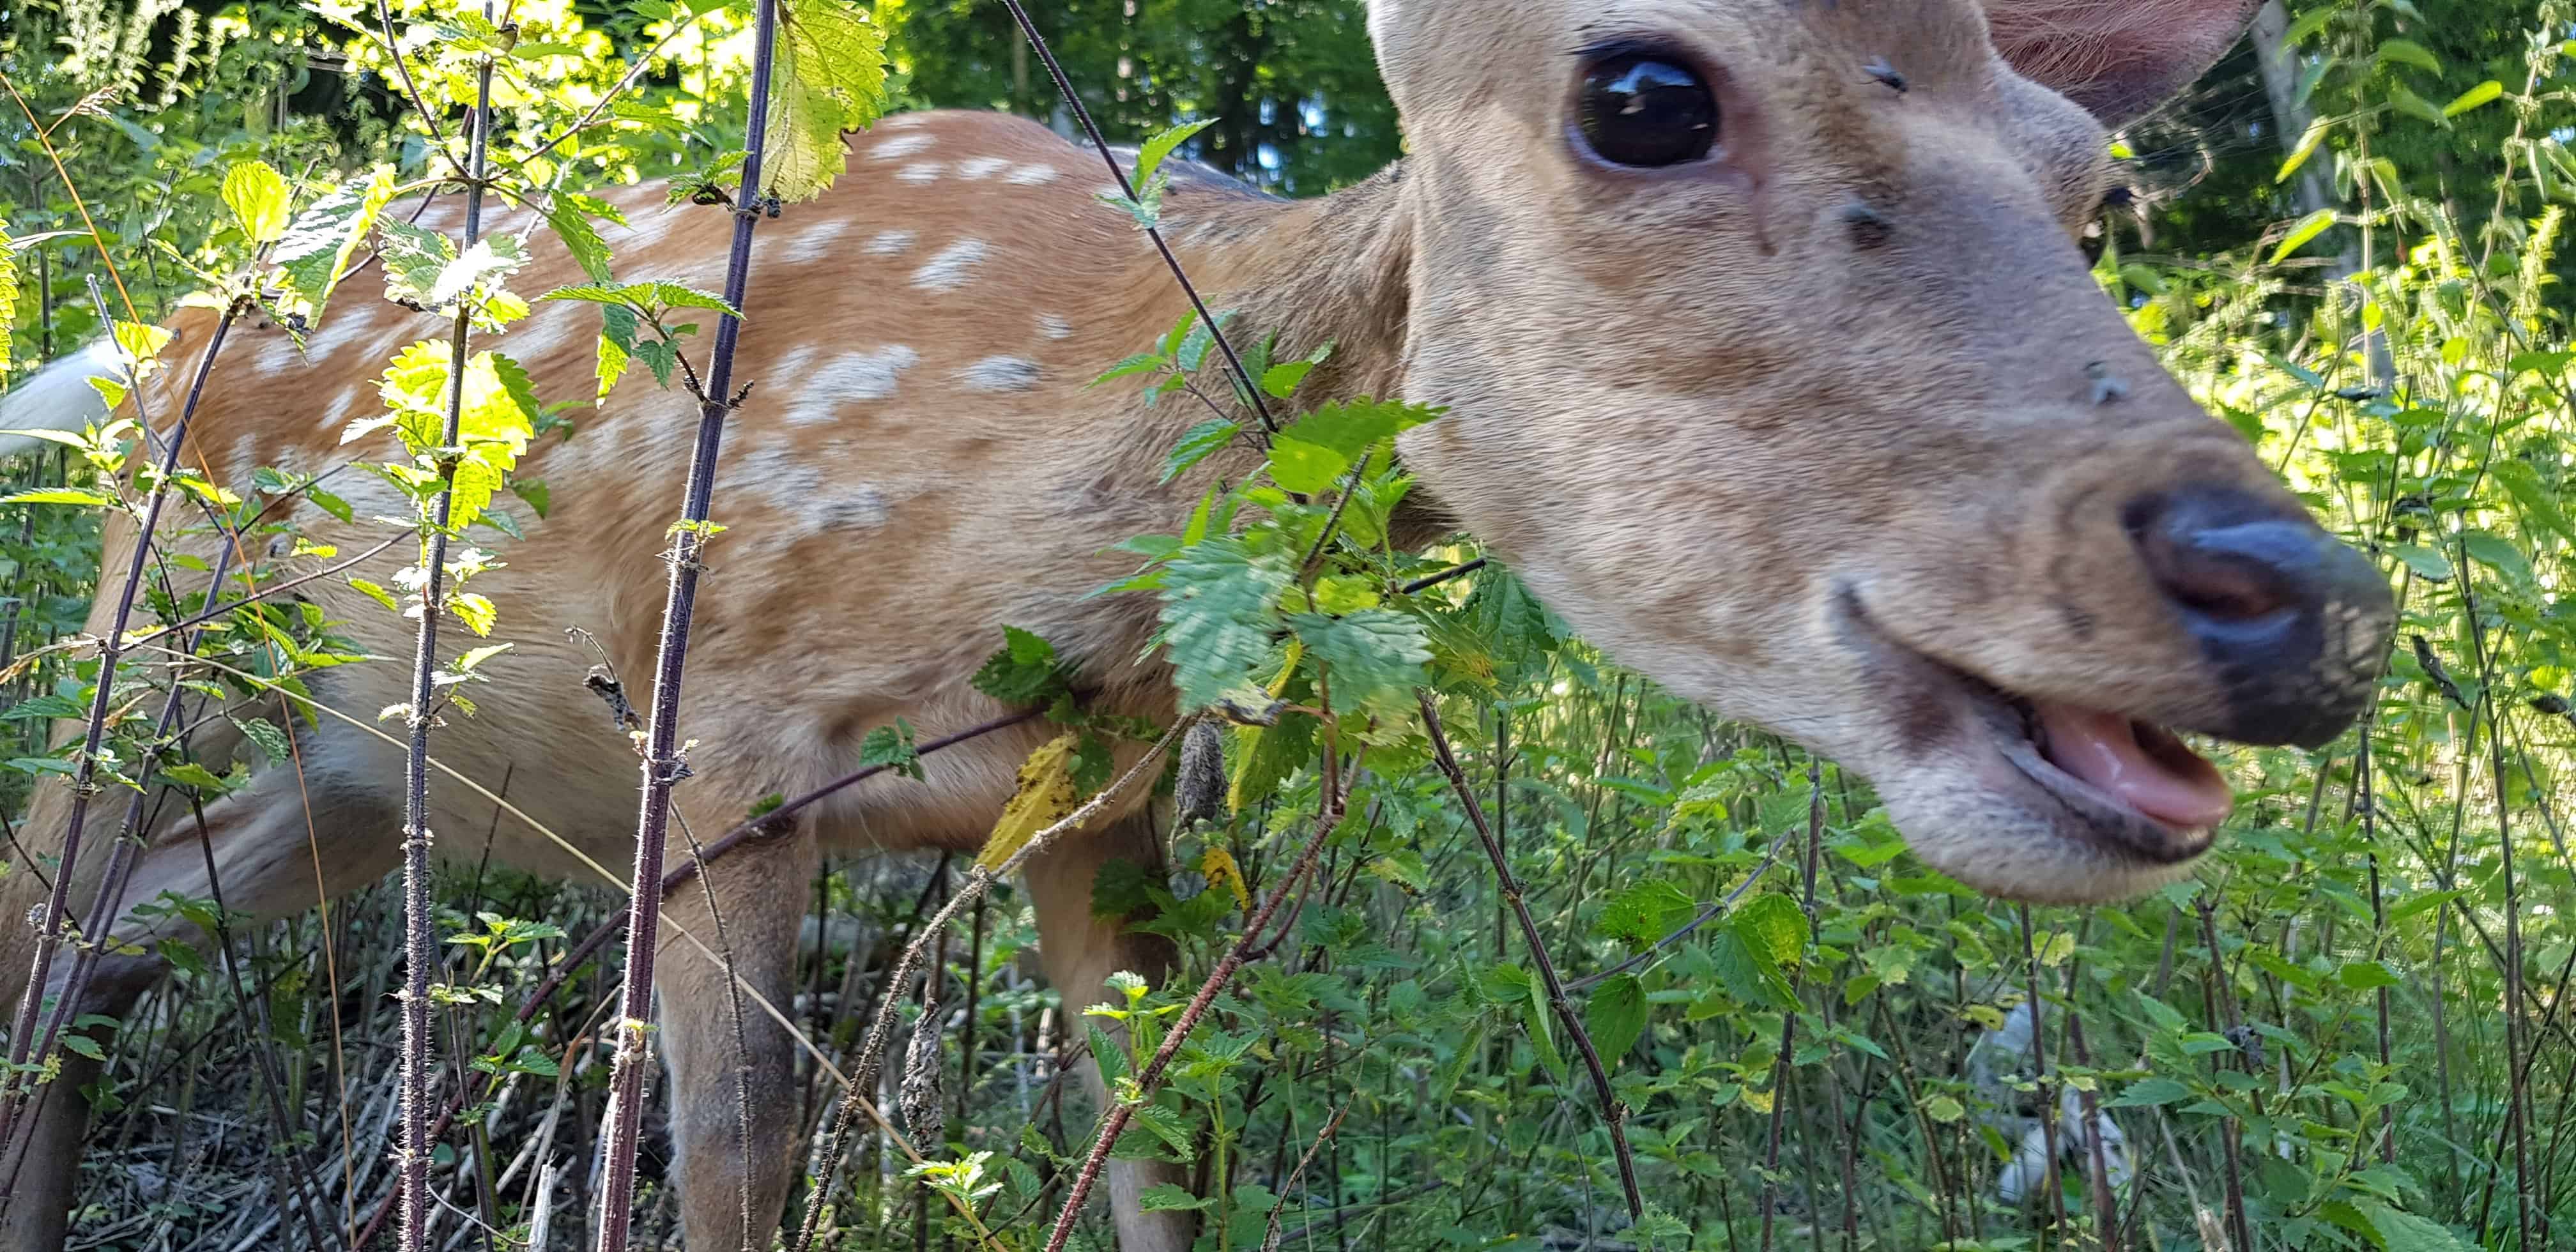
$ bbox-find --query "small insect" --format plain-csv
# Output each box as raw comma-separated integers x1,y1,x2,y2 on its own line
1863,56,1907,94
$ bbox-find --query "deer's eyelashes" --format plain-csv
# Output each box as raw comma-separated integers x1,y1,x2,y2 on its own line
1574,52,1719,169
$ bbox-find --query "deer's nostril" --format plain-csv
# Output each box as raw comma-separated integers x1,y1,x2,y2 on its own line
2123,486,2396,747
2128,488,2315,624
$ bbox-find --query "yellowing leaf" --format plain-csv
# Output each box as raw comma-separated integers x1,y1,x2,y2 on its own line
222,160,292,246
2269,208,2339,265
1200,844,1250,911
977,733,1084,871
765,0,891,203
1741,1086,1775,1115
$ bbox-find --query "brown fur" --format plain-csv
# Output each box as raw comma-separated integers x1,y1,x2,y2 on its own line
0,2,2350,1247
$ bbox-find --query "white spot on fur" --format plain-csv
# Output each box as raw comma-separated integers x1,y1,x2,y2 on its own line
505,312,578,366
1005,164,1063,186
896,162,944,185
734,441,891,533
910,240,988,292
870,134,936,161
959,356,1041,393
1037,314,1074,340
1096,185,1127,201
880,113,931,129
865,229,917,256
776,345,921,420
955,156,1011,180
781,218,853,264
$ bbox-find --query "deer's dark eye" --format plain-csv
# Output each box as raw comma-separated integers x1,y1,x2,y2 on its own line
1577,55,1718,168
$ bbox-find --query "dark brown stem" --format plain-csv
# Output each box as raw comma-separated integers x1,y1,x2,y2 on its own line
589,0,781,1242
992,0,1277,437
1041,741,1354,1252
1414,688,1645,1224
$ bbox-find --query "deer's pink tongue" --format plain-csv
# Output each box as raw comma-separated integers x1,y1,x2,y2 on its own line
2034,704,2234,831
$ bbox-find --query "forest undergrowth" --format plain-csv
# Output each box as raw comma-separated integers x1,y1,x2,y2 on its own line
0,1,2572,1249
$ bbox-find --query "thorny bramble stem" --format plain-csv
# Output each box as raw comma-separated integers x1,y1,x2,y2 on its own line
1416,687,1646,1224
1040,734,1354,1252
792,715,1197,1252
395,12,496,1245
0,303,243,1152
590,0,781,1242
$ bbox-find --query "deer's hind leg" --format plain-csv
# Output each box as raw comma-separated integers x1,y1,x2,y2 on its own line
1025,813,1195,1252
656,798,818,1251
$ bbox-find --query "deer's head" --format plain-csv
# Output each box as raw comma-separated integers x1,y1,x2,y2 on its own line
1372,0,2394,901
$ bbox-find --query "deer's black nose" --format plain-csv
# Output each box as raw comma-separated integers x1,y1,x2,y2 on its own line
2128,486,2395,748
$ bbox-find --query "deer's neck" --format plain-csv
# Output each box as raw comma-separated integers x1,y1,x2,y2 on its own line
1160,162,1413,410
1158,162,1455,546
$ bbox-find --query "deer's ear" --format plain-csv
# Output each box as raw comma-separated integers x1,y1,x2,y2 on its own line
1984,0,2262,128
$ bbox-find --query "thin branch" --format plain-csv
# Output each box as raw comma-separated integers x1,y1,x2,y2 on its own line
1414,687,1644,1224
1039,734,1356,1252
991,0,1278,436
591,0,783,1238
792,714,1198,1252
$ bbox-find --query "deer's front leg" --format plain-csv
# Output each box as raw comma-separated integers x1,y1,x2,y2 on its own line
1027,814,1196,1252
655,817,816,1252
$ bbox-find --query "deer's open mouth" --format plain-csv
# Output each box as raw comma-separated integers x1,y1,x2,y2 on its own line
1994,691,2228,865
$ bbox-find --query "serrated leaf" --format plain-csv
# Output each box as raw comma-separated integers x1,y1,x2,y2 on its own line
765,0,891,203
429,235,529,309
58,1034,105,1062
273,168,396,322
2356,1200,2475,1251
377,218,458,309
2108,1077,2193,1108
859,716,924,781
233,717,293,766
1131,118,1218,194
1157,538,1291,712
1291,609,1431,719
1199,845,1250,911
1137,1183,1212,1212
544,194,616,283
1162,418,1240,484
977,733,1084,871
1278,398,1441,462
2278,118,2331,184
1597,878,1698,950
0,489,113,507
222,161,292,245
1583,973,1648,1065
1266,438,1348,494
2443,80,2504,118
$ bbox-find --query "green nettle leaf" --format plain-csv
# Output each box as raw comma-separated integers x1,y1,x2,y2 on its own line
2107,1077,2193,1108
1156,538,1292,712
2278,118,2332,184
595,302,639,401
2269,208,2339,265
765,0,891,203
1162,418,1241,484
1278,398,1443,462
859,716,924,781
1136,1184,1212,1212
2356,1200,2476,1251
544,194,618,283
2336,959,2403,991
1597,878,1698,950
378,218,459,308
1266,437,1349,494
273,168,397,321
1290,610,1432,718
221,160,292,246
2375,38,2442,75
2491,461,2576,546
1733,892,1809,972
233,717,293,767
972,627,1066,705
1583,973,1650,1064
361,342,539,533
0,489,114,507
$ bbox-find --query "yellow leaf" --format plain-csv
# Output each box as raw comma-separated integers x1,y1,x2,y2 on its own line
1742,1086,1776,1115
977,733,1084,871
1200,845,1250,912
